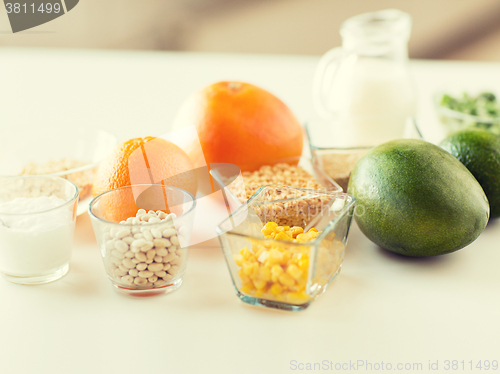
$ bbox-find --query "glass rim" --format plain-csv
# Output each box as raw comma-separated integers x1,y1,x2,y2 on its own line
305,117,423,150
216,184,356,246
88,183,197,226
0,175,79,216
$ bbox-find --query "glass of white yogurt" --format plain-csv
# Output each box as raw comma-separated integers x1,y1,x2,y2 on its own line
0,176,79,284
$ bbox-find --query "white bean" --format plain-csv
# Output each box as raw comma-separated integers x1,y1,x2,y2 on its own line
110,256,122,265
168,265,179,276
121,275,134,285
155,271,167,278
131,246,141,254
119,221,127,225
122,258,136,269
114,268,127,276
138,271,154,278
115,228,130,239
132,227,141,234
146,249,156,260
119,264,128,272
151,228,162,239
129,269,138,277
133,233,143,239
148,217,161,224
170,236,180,246
124,251,135,258
135,252,147,262
131,258,140,264
111,250,125,260
163,274,173,281
145,259,153,264
122,237,134,245
156,247,169,256
163,253,177,262
142,230,154,241
110,227,119,237
148,276,158,283
148,263,163,272
114,241,129,253
162,228,177,238
154,256,163,263
132,218,140,225
137,209,146,215
140,242,154,252
136,263,148,271
126,217,134,223
105,240,115,251
157,211,167,219
154,238,170,248
170,257,182,266
134,277,147,285
131,238,146,248
163,263,171,271
140,214,152,222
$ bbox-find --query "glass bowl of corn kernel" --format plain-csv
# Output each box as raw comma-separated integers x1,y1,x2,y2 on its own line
216,185,356,311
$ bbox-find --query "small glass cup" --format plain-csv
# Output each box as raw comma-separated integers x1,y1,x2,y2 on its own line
0,176,79,284
89,184,196,296
217,185,356,311
306,117,423,191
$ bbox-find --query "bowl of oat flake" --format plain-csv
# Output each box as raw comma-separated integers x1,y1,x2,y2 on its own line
0,126,117,215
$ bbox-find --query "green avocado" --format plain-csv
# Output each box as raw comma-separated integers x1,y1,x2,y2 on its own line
348,139,489,257
440,128,500,218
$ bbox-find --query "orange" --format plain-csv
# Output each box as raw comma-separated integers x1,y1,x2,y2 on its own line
172,81,303,172
92,137,197,222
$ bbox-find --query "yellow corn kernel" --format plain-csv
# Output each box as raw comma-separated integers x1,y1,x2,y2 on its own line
240,247,251,259
238,269,250,284
275,226,285,233
254,247,264,259
269,283,283,296
282,226,290,231
275,232,290,241
286,291,309,303
278,273,295,288
290,226,303,238
298,258,309,271
263,222,278,231
261,228,273,236
259,267,272,282
296,233,312,242
268,248,284,264
234,254,244,267
308,231,320,239
241,283,255,294
287,264,303,280
253,278,267,290
308,227,319,233
269,232,276,239
243,262,255,276
282,250,291,263
251,263,260,278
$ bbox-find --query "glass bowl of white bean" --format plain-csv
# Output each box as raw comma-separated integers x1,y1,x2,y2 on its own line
89,184,196,296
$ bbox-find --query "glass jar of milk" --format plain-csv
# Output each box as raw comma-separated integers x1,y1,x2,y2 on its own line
313,9,416,147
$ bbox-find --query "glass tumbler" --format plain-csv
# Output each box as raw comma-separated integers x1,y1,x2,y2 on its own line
217,185,356,311
0,176,79,284
89,184,196,296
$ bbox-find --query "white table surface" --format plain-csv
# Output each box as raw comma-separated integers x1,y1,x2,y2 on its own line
0,48,499,374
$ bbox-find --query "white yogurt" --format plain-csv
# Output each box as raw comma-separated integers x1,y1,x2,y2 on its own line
0,196,75,276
